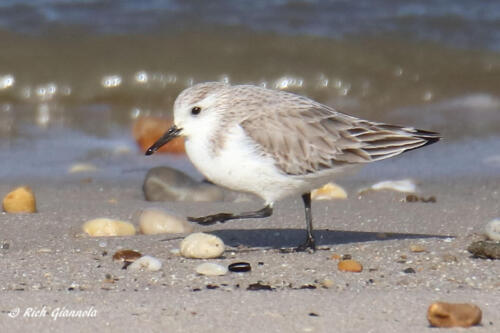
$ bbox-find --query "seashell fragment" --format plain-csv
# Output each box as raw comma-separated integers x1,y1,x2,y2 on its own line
2,186,37,213
82,218,136,237
195,262,228,276
360,179,417,194
180,232,225,259
485,218,500,241
128,255,162,271
311,183,347,200
427,302,482,328
112,250,142,262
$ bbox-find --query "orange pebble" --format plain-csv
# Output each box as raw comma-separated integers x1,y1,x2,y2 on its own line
427,302,482,328
132,116,185,154
337,259,363,272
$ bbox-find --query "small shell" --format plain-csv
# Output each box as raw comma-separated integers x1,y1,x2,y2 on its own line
485,218,500,241
2,186,37,213
311,183,347,200
228,262,252,273
195,263,228,276
180,233,225,259
112,250,142,262
82,218,136,237
360,179,417,194
128,255,162,271
68,163,98,173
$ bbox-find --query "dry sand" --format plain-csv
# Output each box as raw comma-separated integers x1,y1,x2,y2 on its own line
1,171,499,332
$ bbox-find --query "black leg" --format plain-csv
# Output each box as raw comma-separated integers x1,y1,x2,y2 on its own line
295,192,316,252
188,205,273,225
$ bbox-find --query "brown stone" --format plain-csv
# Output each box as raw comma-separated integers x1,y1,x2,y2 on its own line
427,302,482,328
112,250,142,262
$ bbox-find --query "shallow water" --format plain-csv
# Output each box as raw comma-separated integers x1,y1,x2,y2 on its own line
0,1,499,180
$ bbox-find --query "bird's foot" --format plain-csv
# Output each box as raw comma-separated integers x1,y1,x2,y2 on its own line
187,213,234,225
295,237,316,253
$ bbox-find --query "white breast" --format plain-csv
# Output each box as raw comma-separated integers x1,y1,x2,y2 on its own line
185,124,308,204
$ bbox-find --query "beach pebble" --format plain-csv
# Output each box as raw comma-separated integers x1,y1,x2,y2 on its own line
427,302,482,328
112,250,142,262
82,218,136,237
132,116,185,154
2,186,37,213
409,244,426,253
311,183,347,200
138,208,193,234
485,218,500,241
68,163,97,173
128,255,162,272
467,241,500,259
180,232,225,259
228,262,252,273
195,262,228,276
361,179,417,194
338,259,363,272
143,167,224,202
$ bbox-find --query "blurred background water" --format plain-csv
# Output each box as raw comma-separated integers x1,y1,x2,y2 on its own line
0,0,499,180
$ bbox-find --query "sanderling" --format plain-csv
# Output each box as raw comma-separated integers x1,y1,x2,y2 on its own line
146,82,440,251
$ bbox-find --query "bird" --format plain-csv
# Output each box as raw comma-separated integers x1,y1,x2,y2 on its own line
146,82,440,252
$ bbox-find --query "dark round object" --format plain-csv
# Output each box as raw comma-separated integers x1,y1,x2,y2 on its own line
228,262,251,273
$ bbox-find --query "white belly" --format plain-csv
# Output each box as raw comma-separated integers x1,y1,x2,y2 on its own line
185,124,308,204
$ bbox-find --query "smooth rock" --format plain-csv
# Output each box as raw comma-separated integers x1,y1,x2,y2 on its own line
143,167,224,202
180,232,225,259
195,262,228,276
427,302,482,328
132,116,185,154
467,240,500,259
485,218,500,241
128,255,162,271
311,183,347,200
337,259,363,272
138,208,193,234
2,186,37,213
82,218,136,237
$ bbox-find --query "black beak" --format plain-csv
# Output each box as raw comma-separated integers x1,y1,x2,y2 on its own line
145,125,183,155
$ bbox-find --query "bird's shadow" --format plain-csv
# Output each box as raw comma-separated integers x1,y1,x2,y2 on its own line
209,228,451,249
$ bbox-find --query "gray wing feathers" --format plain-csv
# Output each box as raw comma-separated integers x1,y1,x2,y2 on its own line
241,103,440,176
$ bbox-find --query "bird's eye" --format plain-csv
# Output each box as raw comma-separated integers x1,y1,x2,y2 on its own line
191,106,201,115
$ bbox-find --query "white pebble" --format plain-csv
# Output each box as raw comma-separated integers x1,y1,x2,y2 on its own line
180,232,225,259
68,163,98,173
138,208,193,234
82,218,136,237
128,255,162,271
195,262,228,276
485,218,500,241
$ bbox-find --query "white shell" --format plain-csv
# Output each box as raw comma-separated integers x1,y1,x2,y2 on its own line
195,262,228,276
485,218,500,241
369,179,417,193
128,255,162,271
180,233,225,259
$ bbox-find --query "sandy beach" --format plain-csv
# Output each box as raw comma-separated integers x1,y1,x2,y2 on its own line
1,137,499,332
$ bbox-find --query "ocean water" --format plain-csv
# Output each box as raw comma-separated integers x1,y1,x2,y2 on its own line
0,0,499,181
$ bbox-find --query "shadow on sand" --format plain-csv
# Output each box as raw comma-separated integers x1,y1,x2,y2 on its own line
209,228,452,249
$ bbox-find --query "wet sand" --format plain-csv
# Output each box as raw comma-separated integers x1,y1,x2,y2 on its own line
1,145,499,331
